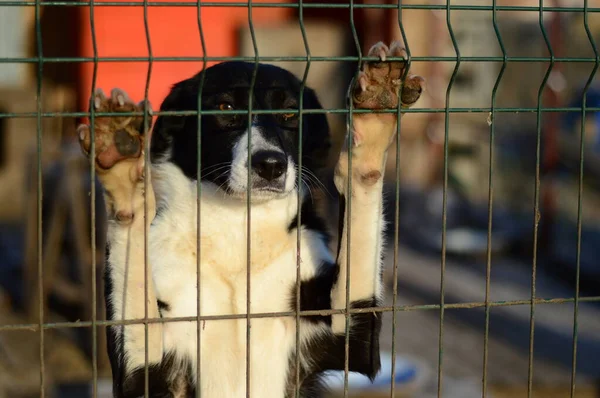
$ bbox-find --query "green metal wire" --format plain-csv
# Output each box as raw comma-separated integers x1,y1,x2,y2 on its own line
527,2,555,396
6,106,600,120
570,2,599,397
34,0,44,395
3,296,599,332
4,55,600,63
140,0,154,395
390,2,412,396
343,0,362,395
482,1,507,397
88,0,99,394
437,2,461,396
294,0,310,395
195,1,207,397
2,2,600,12
246,1,259,396
6,0,600,396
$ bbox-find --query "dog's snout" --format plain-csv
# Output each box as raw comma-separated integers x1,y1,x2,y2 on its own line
251,151,287,181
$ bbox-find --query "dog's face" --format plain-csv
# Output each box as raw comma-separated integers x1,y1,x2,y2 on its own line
151,62,331,202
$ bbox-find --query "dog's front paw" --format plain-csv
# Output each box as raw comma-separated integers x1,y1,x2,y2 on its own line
77,88,155,225
336,41,425,190
353,41,424,112
78,88,152,172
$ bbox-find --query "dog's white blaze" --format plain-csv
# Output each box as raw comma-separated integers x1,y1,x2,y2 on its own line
111,162,331,395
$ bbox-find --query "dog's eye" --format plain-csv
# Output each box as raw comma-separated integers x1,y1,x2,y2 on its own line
218,103,234,111
281,111,297,121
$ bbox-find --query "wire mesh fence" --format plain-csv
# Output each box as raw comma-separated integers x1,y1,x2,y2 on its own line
0,0,600,398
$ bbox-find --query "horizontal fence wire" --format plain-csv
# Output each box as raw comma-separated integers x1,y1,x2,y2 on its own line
0,0,597,397
1,2,600,11
3,56,600,63
2,297,599,332
5,107,600,119
8,107,600,122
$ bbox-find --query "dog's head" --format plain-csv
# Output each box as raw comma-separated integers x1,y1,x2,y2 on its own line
151,61,331,202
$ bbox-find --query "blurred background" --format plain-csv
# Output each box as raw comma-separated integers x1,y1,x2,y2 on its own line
1,0,600,397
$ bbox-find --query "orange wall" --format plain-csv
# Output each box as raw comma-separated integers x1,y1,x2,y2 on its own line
79,0,293,118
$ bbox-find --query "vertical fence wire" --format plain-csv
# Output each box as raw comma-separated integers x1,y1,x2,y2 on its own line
528,2,555,395
344,0,362,395
142,0,154,394
390,2,411,396
294,1,311,396
570,2,599,396
481,2,507,397
438,2,461,396
88,0,100,394
34,0,45,394
246,1,259,396
196,0,208,396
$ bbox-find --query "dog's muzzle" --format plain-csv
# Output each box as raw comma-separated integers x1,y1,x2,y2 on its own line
250,150,287,190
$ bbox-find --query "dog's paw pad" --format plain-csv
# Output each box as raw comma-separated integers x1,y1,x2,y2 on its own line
352,41,424,110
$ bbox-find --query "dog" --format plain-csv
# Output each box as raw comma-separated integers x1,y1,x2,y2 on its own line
77,41,424,397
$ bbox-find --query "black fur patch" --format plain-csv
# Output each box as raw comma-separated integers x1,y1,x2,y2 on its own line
157,299,170,315
289,261,339,325
286,295,382,394
306,298,382,381
120,352,196,398
103,243,125,397
336,194,346,258
287,196,331,247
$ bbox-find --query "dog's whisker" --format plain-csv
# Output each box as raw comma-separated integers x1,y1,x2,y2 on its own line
202,165,232,179
203,162,232,172
201,162,232,174
213,170,231,184
301,167,327,189
301,178,314,203
298,167,332,198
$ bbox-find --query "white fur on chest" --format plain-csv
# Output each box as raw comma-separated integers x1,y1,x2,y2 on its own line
147,163,332,396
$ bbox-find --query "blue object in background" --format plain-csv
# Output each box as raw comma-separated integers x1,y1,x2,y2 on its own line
563,84,600,154
0,223,25,308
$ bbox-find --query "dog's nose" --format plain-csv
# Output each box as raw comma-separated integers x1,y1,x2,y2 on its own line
251,151,287,181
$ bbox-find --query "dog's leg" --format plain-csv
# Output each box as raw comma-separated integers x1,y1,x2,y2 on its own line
331,41,424,366
78,89,165,396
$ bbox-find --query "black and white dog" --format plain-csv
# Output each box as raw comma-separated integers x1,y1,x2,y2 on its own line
77,41,424,397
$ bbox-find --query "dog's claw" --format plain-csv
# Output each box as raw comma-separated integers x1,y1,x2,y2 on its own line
94,88,106,110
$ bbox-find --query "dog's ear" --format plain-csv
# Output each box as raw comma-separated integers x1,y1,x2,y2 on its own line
302,87,331,172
